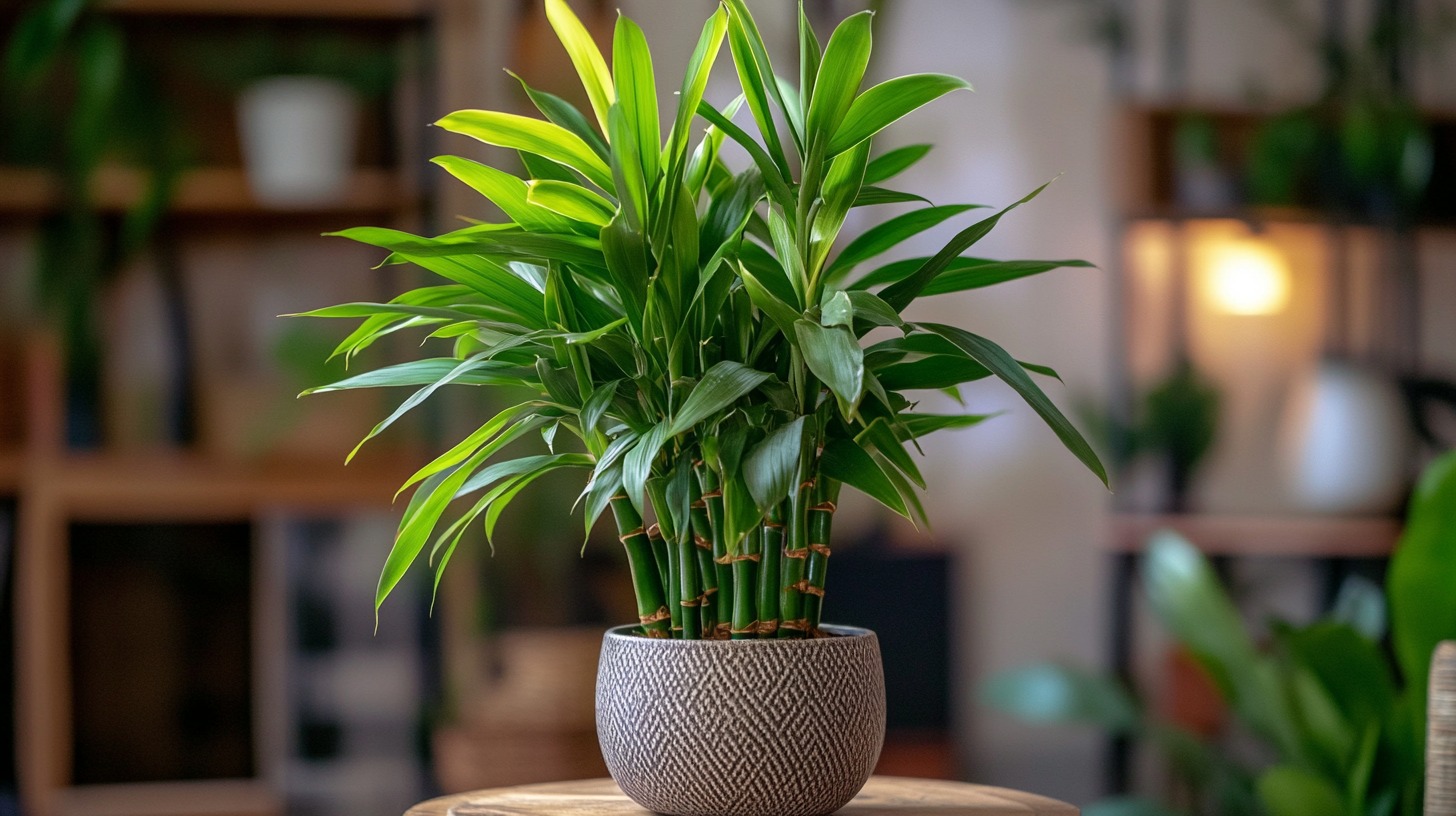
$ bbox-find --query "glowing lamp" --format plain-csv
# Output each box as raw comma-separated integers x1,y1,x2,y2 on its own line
1200,237,1291,316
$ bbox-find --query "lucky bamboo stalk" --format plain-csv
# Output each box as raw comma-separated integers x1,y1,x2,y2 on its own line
757,504,784,638
802,479,841,633
731,524,761,640
609,496,670,638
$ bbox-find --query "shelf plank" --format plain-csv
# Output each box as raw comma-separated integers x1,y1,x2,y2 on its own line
0,166,418,217
25,453,415,521
58,780,279,816
102,0,428,19
1109,513,1402,558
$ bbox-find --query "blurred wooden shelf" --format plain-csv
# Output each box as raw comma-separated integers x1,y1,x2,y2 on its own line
20,452,416,520
102,0,429,19
1120,204,1456,233
1109,512,1403,558
0,450,21,493
0,166,419,217
57,779,279,816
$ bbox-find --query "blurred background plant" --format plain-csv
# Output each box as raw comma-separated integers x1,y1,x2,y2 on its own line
985,449,1456,816
2,0,190,446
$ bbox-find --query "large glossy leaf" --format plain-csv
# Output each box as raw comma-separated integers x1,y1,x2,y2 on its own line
525,179,614,226
899,412,998,439
723,0,791,179
864,143,931,185
794,319,864,419
853,256,1092,293
544,0,615,131
743,417,806,510
826,204,982,281
809,140,872,276
431,155,578,234
879,180,1054,311
982,663,1139,732
1388,450,1456,707
852,186,931,207
302,359,534,394
667,360,772,436
612,14,660,185
829,73,971,156
622,422,669,513
436,109,613,190
804,11,873,151
329,225,606,271
507,70,609,159
919,323,1106,485
819,436,908,517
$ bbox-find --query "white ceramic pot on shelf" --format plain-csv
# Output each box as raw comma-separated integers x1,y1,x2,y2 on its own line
237,76,359,206
1280,359,1412,515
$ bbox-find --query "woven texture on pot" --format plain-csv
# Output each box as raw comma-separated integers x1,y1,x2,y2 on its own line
595,625,885,816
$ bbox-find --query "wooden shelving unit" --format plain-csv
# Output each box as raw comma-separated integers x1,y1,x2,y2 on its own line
1108,513,1402,558
0,167,420,218
0,0,458,809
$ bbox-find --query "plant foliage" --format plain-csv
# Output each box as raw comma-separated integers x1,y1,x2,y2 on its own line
984,450,1456,816
297,0,1104,639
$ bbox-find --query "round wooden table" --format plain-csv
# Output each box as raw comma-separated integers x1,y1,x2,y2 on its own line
409,777,1078,815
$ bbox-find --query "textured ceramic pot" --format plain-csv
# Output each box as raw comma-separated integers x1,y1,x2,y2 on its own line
595,624,885,816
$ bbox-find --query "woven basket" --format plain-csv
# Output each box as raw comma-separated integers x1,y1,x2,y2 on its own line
1430,641,1456,816
595,625,885,816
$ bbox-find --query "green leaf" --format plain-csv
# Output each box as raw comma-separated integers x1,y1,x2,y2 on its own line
821,290,854,328
982,663,1139,732
794,319,864,419
346,351,495,463
879,180,1055,311
695,100,795,209
623,422,669,513
544,0,615,132
579,380,620,438
329,225,606,272
829,73,971,156
826,204,982,280
302,359,534,394
919,258,1096,296
864,143,931,185
1388,450,1456,710
919,323,1106,485
507,70,609,159
723,0,792,178
744,417,806,510
1257,766,1348,816
526,180,615,226
804,11,873,150
738,258,802,336
612,14,660,186
819,436,908,517
846,290,904,330
431,155,577,234
664,7,728,178
809,139,872,275
853,186,932,207
397,403,542,496
667,360,772,436
899,412,999,439
435,109,614,191
856,417,922,488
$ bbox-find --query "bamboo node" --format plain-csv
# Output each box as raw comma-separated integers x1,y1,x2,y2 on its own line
690,499,707,509
618,527,645,543
714,623,732,639
763,520,785,530
756,619,780,635
646,523,662,539
639,607,671,624
799,478,816,491
809,543,832,557
779,618,811,632
680,597,702,608
809,501,838,513
717,552,761,564
643,628,670,639
730,622,760,635
694,534,712,550
784,547,809,559
791,580,826,597
701,489,723,500
703,587,718,597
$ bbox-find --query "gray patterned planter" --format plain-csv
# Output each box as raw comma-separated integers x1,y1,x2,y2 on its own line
595,624,885,816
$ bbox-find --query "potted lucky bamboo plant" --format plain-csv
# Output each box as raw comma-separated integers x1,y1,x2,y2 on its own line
296,1,1105,813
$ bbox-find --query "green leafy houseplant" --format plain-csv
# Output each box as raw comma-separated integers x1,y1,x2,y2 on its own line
985,450,1456,816
296,0,1106,640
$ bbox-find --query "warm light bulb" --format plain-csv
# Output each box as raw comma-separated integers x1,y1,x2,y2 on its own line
1203,239,1291,315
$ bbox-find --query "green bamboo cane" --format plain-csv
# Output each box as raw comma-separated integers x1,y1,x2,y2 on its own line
801,478,840,634
696,463,734,638
778,441,817,639
648,522,681,636
647,478,699,640
608,496,670,638
757,503,784,638
731,524,761,640
689,501,719,636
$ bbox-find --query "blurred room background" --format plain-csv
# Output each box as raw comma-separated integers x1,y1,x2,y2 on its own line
2,0,1454,814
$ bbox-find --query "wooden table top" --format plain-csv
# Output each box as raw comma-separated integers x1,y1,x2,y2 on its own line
409,777,1078,815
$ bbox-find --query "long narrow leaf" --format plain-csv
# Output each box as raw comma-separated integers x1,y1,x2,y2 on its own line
544,0,615,131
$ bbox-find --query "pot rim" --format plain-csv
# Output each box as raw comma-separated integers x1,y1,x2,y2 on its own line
603,623,874,646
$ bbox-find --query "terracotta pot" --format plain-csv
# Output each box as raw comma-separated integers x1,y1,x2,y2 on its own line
595,624,884,816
